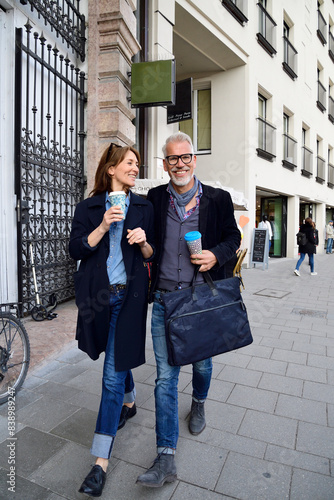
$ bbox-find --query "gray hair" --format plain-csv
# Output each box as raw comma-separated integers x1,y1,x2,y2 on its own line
162,132,194,157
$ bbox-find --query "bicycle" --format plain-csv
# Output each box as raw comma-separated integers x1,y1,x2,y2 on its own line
0,304,30,404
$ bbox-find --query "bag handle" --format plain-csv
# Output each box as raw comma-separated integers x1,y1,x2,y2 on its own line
191,266,218,300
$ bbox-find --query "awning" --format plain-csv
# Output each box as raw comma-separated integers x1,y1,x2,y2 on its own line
132,179,248,210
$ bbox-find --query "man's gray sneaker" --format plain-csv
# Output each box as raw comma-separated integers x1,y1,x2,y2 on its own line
188,400,206,435
136,453,177,488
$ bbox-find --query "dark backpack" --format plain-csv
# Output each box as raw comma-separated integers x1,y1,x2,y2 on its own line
296,231,307,246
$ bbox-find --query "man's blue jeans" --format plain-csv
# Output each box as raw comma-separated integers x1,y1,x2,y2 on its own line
91,289,135,459
296,253,314,272
151,292,213,454
327,238,333,253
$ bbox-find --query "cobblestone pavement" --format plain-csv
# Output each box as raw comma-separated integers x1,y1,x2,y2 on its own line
0,254,333,499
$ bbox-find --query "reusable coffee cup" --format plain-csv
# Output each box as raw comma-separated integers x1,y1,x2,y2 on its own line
184,231,202,254
109,191,126,219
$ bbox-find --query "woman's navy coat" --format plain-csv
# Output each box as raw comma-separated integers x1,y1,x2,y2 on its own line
69,192,154,371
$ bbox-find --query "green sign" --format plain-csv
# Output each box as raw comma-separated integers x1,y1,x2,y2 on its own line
131,60,176,108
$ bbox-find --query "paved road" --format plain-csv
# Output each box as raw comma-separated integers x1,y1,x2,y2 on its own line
0,254,333,499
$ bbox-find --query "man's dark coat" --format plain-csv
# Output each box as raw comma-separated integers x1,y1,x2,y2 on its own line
147,183,241,301
69,192,154,371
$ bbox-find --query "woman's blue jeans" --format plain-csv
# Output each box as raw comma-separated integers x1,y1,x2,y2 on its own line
151,292,213,454
91,289,135,459
296,252,314,272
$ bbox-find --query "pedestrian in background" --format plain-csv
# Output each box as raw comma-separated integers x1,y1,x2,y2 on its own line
294,217,317,276
326,220,334,254
69,143,154,497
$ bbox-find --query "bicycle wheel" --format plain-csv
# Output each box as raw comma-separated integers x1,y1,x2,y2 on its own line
0,313,30,404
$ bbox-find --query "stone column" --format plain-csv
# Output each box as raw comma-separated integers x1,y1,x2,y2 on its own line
86,0,141,192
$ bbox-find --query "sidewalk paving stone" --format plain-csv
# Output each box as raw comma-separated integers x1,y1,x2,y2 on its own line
290,469,334,500
296,422,334,459
275,394,327,425
264,444,330,475
215,452,292,500
1,254,334,498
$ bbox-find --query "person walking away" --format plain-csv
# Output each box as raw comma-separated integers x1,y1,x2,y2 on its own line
136,132,240,488
69,143,154,497
294,217,317,276
326,220,333,254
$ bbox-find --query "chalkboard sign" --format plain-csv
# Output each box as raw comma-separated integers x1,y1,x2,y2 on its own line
250,228,269,269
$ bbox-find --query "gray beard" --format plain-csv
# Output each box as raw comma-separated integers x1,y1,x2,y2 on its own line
170,171,193,187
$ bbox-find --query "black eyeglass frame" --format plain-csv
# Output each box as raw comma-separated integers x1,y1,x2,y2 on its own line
164,154,194,166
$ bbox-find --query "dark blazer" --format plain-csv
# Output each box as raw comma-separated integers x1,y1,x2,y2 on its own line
69,191,154,371
147,183,241,301
298,222,317,254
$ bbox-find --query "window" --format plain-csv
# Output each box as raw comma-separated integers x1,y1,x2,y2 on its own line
329,81,334,123
282,20,297,80
317,66,326,112
179,88,211,153
317,1,327,45
329,21,334,62
282,112,297,170
301,126,313,177
256,92,276,161
221,0,248,26
328,147,334,187
316,138,326,183
256,1,277,56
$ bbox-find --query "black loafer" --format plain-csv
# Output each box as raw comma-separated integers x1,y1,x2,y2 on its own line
118,403,137,430
79,464,106,497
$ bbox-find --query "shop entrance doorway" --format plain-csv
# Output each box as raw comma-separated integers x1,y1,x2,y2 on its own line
256,195,287,257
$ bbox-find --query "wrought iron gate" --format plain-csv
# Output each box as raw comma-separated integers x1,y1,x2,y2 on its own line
15,21,86,314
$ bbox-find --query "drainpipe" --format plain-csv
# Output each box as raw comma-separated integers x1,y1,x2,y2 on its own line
138,0,148,178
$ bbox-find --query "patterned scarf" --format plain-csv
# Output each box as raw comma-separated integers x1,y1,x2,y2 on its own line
168,175,199,221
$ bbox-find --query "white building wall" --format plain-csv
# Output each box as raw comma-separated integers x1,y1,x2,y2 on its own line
147,0,334,261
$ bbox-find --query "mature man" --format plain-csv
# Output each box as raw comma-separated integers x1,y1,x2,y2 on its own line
326,220,333,254
136,132,241,487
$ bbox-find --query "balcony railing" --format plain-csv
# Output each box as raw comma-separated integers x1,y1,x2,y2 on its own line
328,162,334,188
329,31,334,62
317,80,327,112
257,117,276,161
256,3,277,56
301,145,313,177
329,96,334,123
282,133,297,170
282,37,298,80
317,9,327,45
316,156,326,183
222,0,248,26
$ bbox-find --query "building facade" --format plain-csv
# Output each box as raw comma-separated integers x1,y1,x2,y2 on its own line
144,0,334,261
2,0,334,309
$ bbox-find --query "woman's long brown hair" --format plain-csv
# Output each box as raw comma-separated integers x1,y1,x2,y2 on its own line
89,143,141,197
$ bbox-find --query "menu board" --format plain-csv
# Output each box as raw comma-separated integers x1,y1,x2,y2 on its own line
250,229,269,268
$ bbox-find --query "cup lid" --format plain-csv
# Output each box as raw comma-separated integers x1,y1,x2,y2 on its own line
109,191,126,196
184,231,202,241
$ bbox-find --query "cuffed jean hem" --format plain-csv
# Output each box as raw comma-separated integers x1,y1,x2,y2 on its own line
157,447,176,455
192,396,206,403
91,432,114,459
123,387,136,404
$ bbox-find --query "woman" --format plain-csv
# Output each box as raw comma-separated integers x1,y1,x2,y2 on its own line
294,217,317,276
69,143,154,497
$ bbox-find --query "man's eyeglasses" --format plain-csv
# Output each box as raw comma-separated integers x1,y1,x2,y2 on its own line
165,154,193,166
107,142,122,161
